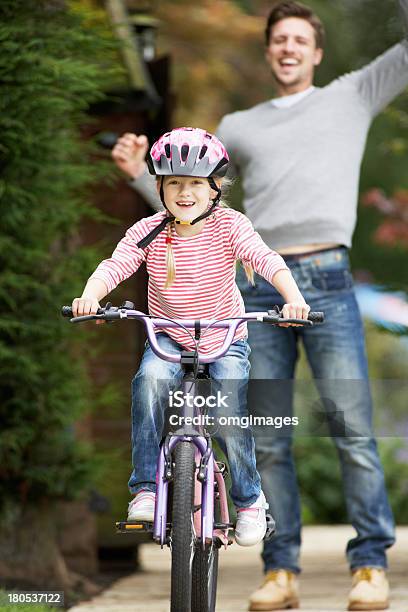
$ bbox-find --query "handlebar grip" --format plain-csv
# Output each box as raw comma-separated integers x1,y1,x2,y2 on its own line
308,311,324,323
61,306,105,318
264,309,324,325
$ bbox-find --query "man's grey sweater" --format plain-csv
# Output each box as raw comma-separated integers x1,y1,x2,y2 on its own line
130,2,408,250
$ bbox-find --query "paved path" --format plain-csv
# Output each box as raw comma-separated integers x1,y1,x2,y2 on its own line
69,526,408,611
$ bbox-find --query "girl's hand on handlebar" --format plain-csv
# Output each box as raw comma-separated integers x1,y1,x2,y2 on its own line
280,302,311,327
72,296,101,318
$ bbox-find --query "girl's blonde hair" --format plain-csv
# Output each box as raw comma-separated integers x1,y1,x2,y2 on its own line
159,176,255,288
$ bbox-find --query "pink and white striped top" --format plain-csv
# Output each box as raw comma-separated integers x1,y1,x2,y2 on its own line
89,208,289,354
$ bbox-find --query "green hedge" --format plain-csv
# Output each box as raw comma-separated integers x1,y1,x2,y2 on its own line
0,0,122,521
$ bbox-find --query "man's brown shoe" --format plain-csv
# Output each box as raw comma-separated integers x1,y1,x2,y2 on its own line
348,567,389,611
248,569,299,611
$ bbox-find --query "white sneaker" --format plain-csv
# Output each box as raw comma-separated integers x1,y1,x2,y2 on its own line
127,490,155,521
234,490,269,547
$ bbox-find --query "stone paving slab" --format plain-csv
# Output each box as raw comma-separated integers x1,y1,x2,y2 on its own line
69,526,408,612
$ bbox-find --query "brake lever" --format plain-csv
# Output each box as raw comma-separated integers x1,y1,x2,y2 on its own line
70,314,105,323
70,310,123,324
280,318,314,326
262,313,314,326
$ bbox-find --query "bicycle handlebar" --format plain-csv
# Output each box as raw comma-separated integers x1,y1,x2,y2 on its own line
61,304,324,364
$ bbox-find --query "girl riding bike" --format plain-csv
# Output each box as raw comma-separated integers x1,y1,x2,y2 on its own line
71,127,310,546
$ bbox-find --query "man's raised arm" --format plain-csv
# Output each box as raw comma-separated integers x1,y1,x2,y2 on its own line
345,0,408,117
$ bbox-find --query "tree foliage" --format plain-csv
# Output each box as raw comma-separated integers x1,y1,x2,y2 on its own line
0,0,121,520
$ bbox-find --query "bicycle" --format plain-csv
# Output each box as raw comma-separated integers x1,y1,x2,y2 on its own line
62,302,324,612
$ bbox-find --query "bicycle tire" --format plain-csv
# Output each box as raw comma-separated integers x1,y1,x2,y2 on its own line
191,541,219,612
170,441,196,612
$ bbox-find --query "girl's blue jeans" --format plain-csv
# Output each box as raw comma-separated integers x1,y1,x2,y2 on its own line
236,246,395,573
128,334,262,508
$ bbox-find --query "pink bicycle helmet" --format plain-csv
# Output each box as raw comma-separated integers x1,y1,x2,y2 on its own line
147,127,229,177
137,128,229,249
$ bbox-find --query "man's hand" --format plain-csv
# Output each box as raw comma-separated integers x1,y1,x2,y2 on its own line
112,132,149,179
280,302,310,327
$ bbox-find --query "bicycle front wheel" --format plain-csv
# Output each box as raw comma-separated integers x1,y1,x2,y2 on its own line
170,441,196,612
192,541,219,612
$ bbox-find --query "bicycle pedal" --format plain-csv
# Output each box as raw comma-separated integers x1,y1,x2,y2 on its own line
264,513,276,540
115,520,153,533
214,522,234,529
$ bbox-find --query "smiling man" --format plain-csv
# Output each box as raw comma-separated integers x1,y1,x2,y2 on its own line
265,9,323,96
112,1,408,610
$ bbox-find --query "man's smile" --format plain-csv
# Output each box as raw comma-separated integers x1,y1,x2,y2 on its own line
279,58,300,65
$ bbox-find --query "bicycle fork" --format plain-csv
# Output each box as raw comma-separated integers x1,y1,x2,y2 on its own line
154,434,216,547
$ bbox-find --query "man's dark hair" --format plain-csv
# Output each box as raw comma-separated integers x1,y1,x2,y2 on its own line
265,1,326,49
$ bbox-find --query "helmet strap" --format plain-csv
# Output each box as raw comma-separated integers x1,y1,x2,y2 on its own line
136,178,175,248
190,177,221,226
159,176,167,209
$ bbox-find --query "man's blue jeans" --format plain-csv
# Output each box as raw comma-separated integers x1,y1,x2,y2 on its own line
128,333,262,508
237,246,395,573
